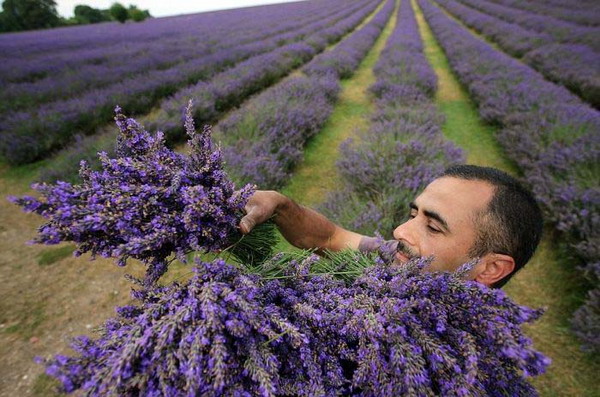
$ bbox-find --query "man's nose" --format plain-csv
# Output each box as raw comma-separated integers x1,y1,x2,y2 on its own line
393,219,415,244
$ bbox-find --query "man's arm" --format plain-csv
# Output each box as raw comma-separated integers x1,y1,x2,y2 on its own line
239,191,363,254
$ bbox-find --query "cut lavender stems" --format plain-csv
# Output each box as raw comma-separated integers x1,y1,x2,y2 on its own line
38,251,549,396
9,102,271,286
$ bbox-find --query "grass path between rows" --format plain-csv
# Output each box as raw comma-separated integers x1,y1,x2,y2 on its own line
280,1,398,207
414,1,599,395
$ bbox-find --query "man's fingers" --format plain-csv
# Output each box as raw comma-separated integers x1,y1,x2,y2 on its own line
239,213,256,234
239,191,277,234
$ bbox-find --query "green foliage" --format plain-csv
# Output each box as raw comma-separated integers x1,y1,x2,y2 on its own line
0,0,60,32
37,244,75,266
74,4,110,24
227,220,278,268
127,5,151,22
109,2,128,23
106,3,151,24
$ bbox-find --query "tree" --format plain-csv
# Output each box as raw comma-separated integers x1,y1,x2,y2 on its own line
109,2,128,23
0,0,60,32
127,5,145,22
127,5,151,22
74,5,110,24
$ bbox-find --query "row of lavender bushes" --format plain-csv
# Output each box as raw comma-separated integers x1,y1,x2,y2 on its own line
451,0,600,51
319,0,463,238
0,1,354,115
486,0,600,27
217,0,396,190
418,0,600,352
0,0,373,165
37,0,381,183
0,0,353,82
434,0,600,109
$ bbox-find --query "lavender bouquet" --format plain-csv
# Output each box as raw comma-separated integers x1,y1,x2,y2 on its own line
39,250,550,396
10,101,274,285
12,105,549,395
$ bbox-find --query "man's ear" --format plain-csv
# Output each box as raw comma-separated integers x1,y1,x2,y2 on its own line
473,253,515,287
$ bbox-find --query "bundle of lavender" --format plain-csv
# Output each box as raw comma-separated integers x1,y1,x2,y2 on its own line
39,251,549,396
10,101,274,285
12,105,549,395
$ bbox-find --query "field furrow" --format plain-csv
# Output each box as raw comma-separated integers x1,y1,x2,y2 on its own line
318,0,462,237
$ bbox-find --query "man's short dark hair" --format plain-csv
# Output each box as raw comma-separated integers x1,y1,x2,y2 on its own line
440,165,543,288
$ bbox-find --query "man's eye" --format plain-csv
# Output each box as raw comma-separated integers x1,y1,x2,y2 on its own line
427,225,441,233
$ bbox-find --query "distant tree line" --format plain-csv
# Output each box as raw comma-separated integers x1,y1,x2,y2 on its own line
0,0,152,33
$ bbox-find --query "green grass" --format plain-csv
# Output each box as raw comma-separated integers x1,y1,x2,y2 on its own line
281,0,399,207
413,1,600,394
36,244,75,267
32,373,62,397
2,302,46,341
0,160,49,191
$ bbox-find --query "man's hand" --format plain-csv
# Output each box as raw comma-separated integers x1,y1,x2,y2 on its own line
239,190,285,234
239,190,363,253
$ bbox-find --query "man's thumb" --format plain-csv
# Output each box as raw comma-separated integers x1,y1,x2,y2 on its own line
240,216,255,234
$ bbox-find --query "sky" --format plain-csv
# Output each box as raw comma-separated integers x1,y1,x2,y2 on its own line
55,0,305,18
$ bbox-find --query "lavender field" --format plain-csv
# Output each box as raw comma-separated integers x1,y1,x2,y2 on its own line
0,0,599,395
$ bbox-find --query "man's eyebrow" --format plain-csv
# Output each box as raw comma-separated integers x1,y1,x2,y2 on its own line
409,202,450,232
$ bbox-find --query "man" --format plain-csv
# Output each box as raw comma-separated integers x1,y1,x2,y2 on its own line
239,165,543,288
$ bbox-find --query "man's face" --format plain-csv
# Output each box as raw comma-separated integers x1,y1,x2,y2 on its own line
392,176,495,271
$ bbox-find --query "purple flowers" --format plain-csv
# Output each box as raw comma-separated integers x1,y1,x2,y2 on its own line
0,0,375,165
10,102,254,285
217,0,395,190
38,251,550,395
433,0,600,109
37,0,379,183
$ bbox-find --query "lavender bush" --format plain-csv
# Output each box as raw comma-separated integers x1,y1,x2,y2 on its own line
486,0,600,27
218,75,341,189
433,0,600,109
10,103,260,286
144,0,379,143
217,0,395,190
0,1,362,114
451,0,600,51
302,0,393,79
433,0,551,57
419,0,600,351
320,0,463,237
0,0,364,83
39,251,550,396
